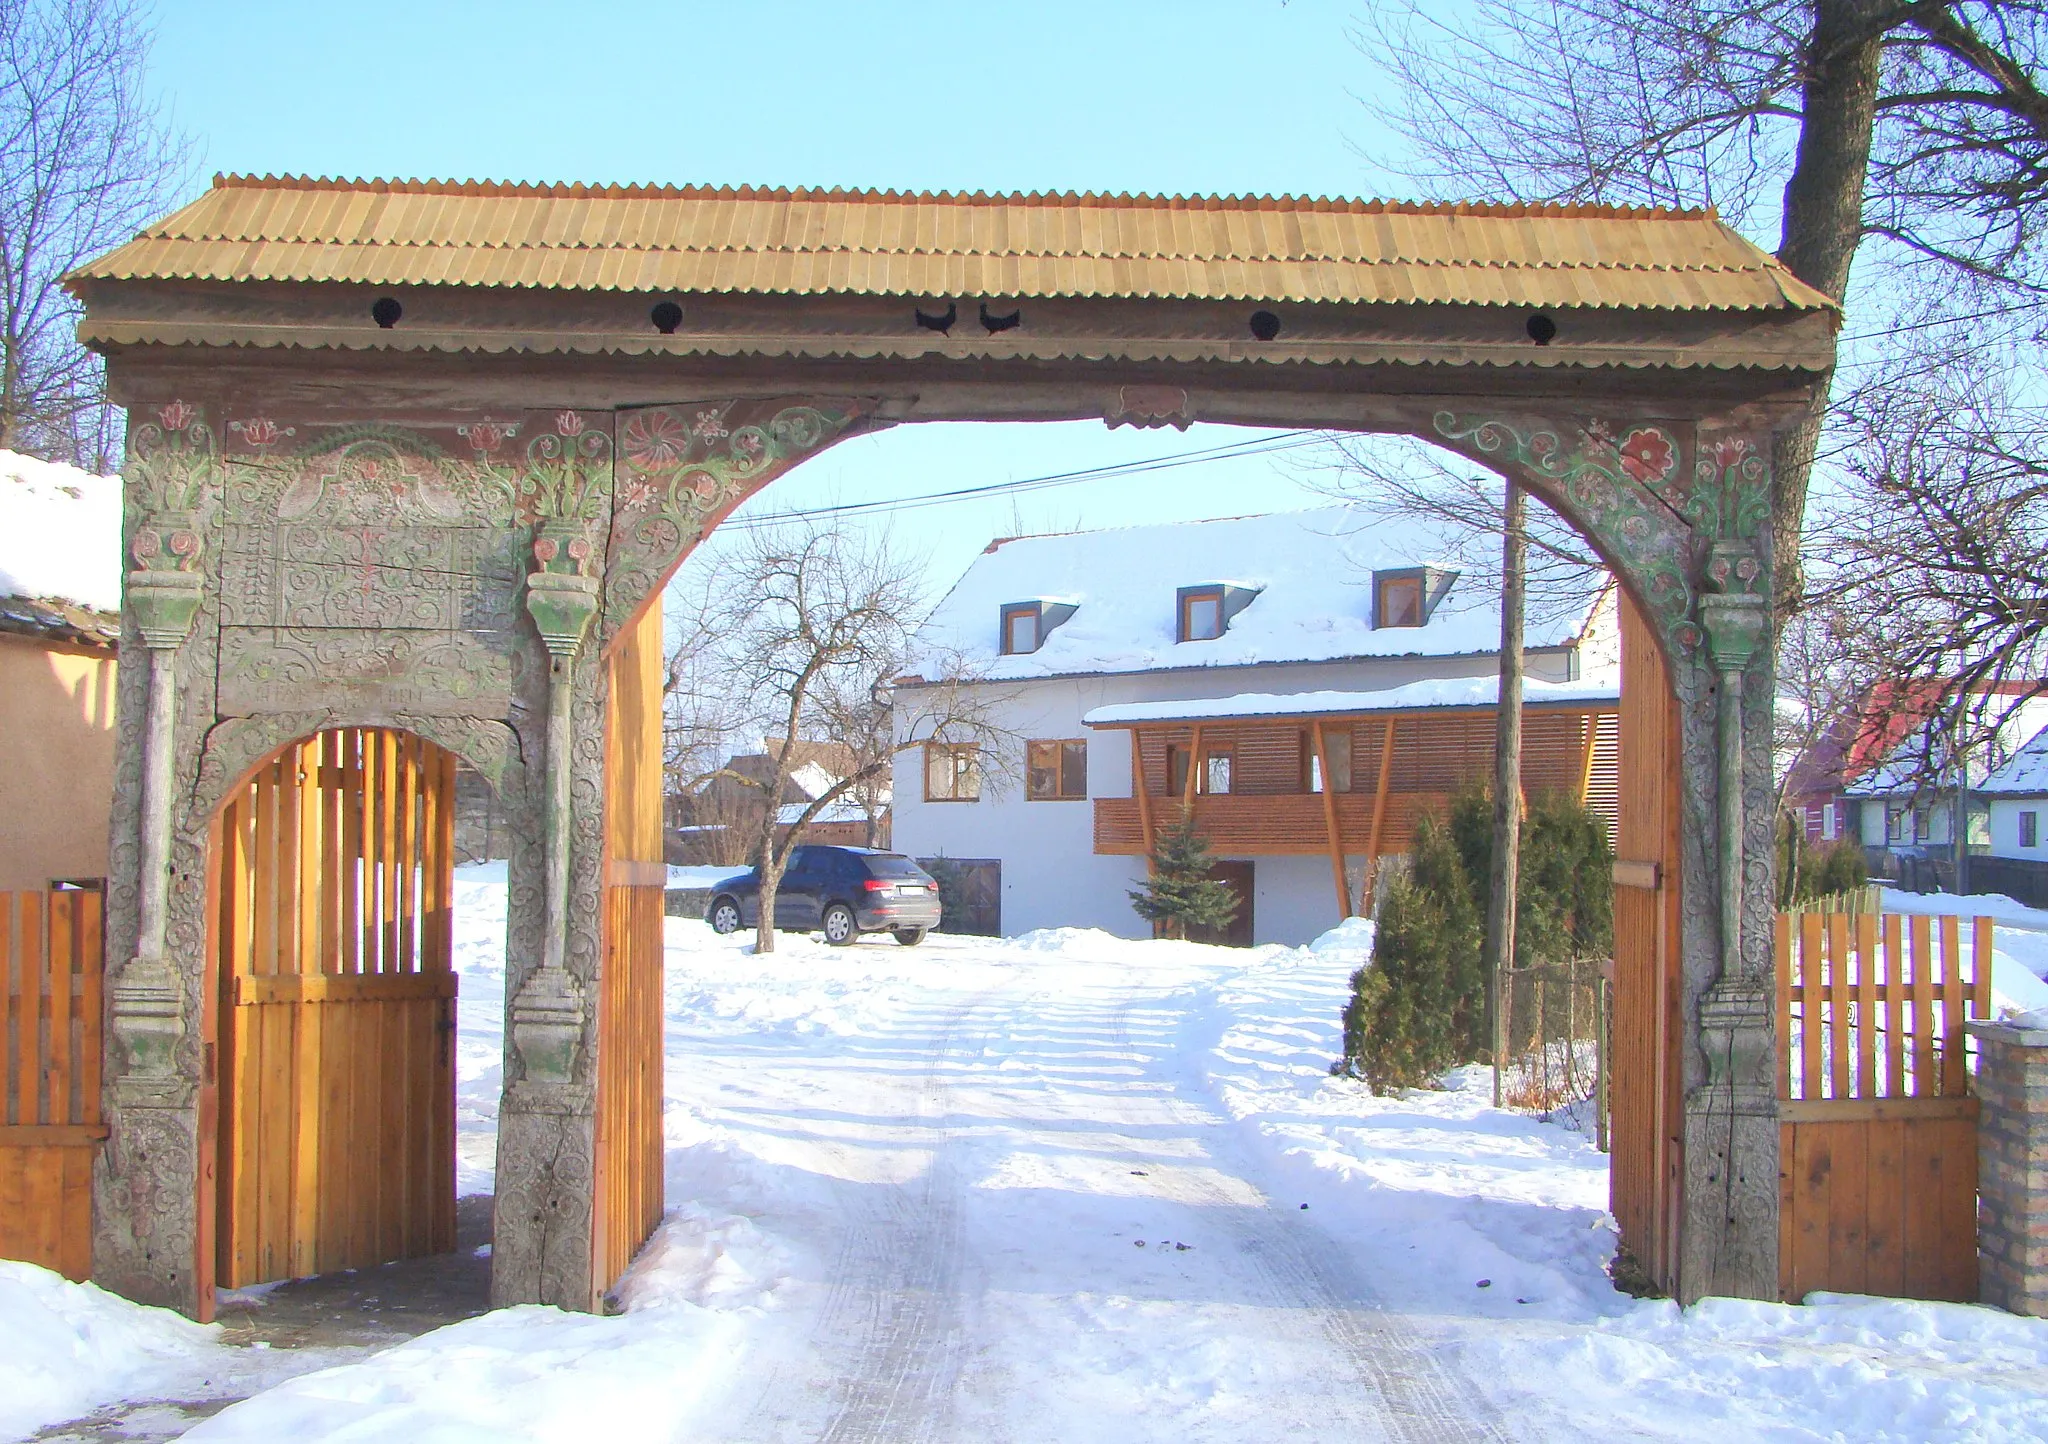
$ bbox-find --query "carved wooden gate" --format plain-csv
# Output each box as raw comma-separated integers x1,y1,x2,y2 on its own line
1610,595,1686,1292
207,728,458,1293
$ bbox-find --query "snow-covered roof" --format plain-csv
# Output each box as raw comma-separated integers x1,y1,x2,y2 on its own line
0,451,121,616
776,799,876,827
1845,695,2048,797
1979,723,2048,797
1084,677,1619,727
911,506,1608,682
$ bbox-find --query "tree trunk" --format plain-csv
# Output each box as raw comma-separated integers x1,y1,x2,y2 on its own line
1771,0,1885,620
1486,482,1526,1107
754,834,781,954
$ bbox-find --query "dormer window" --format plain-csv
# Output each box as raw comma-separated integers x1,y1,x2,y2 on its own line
1181,587,1224,642
1373,567,1455,629
999,597,1078,655
1176,583,1259,643
1002,603,1041,655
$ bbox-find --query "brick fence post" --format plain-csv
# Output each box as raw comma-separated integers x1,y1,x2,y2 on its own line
1967,1017,2048,1317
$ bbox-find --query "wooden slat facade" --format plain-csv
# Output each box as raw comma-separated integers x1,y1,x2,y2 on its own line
210,728,458,1296
1093,707,1618,864
593,603,668,1303
1774,910,1991,1302
1608,596,1686,1295
0,889,104,1280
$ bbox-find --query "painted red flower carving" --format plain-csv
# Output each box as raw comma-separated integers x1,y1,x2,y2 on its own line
461,419,512,455
1710,436,1750,472
555,410,586,438
157,400,197,431
230,417,283,448
623,409,690,470
691,408,730,441
1617,427,1674,484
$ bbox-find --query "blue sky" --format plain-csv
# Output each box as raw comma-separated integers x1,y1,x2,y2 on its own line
146,0,1411,598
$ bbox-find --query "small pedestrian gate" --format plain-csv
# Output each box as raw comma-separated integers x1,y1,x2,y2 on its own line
0,889,104,1279
208,728,458,1293
1775,911,1992,1301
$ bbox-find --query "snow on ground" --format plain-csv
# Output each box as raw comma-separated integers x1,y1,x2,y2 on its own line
13,871,2048,1441
1879,887,2048,1015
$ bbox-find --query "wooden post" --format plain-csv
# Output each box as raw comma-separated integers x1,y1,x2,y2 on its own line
1132,728,1157,865
1362,719,1396,913
1578,711,1598,804
1486,479,1527,1107
1313,720,1350,919
1182,724,1204,809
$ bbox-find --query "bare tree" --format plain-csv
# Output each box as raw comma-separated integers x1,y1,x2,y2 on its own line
1352,0,2048,617
1,0,189,469
678,523,1014,953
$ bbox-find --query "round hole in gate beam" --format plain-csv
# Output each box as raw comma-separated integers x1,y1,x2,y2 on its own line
371,297,403,329
650,301,683,334
1249,310,1281,341
1526,312,1557,346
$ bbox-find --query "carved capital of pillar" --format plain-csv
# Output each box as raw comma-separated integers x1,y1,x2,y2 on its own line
127,511,206,651
1692,979,1778,1117
108,951,187,1102
509,962,585,1085
525,522,600,662
1698,540,1767,677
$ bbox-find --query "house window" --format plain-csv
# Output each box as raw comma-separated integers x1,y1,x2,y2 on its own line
1377,573,1424,628
1820,802,1837,840
1886,805,1907,844
1913,808,1930,843
1166,744,1232,796
1000,603,1041,656
1306,729,1353,793
1180,587,1225,642
1027,740,1088,800
924,742,981,802
2023,811,2039,849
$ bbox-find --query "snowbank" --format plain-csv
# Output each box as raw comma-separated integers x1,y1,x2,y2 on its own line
0,1261,220,1441
0,451,121,612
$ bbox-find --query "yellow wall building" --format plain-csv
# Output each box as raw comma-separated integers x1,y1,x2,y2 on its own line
0,598,119,890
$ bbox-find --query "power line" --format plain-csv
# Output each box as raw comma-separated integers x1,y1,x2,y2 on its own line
718,430,1324,530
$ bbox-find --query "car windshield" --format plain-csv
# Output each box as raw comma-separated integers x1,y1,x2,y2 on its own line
862,854,926,879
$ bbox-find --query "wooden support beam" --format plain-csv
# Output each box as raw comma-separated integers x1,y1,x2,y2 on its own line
1312,721,1349,918
1578,710,1599,804
1182,724,1204,810
1362,718,1396,912
1132,734,1157,866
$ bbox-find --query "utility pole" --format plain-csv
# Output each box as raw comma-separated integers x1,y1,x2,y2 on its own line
1486,481,1526,1108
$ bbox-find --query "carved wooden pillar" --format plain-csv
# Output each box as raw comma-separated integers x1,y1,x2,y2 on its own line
1434,410,1785,1302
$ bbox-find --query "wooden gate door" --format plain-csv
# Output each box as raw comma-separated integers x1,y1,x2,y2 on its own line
211,728,458,1290
1609,594,1685,1292
0,888,104,1279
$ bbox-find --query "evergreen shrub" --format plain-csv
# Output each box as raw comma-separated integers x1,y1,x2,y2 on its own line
1128,808,1240,941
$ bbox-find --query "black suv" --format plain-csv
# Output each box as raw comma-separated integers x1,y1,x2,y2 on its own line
705,846,943,946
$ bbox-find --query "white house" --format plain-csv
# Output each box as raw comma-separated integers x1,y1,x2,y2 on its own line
890,507,1620,945
1974,722,2048,906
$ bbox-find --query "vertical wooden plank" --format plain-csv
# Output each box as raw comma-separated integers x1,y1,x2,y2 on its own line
260,1000,295,1280
380,730,401,976
1901,1122,1942,1300
343,730,363,976
58,1144,93,1280
226,987,256,1286
1940,915,1965,1096
1775,915,1792,1100
1826,912,1851,1101
1864,1117,1907,1298
1311,721,1349,918
1363,719,1396,911
1885,914,1906,1100
419,746,444,972
291,994,324,1279
1824,1121,1869,1296
17,892,41,1125
398,734,419,974
1799,912,1824,1099
0,893,15,1127
48,894,73,1126
298,738,321,977
1910,914,1935,1096
252,763,279,978
1854,912,1877,1101
79,891,101,1128
1789,1123,1830,1302
1972,916,1993,1020
276,752,302,977
319,989,354,1272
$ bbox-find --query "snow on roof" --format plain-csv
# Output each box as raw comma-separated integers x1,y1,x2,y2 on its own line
1979,723,2048,797
1084,676,1619,727
0,451,122,616
912,506,1607,681
776,799,875,827
1846,695,2048,797
788,760,840,801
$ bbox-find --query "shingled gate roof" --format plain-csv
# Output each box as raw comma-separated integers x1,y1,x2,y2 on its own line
74,175,1835,314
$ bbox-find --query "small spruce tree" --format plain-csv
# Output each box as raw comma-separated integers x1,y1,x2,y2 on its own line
1129,808,1240,941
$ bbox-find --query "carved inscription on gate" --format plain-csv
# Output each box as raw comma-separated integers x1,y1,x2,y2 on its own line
215,524,523,631
216,628,519,716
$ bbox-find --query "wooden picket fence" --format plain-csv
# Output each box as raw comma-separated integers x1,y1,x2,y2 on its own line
0,889,105,1280
1775,911,1992,1302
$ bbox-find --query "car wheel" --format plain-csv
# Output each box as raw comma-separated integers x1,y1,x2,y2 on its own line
822,902,857,946
709,898,742,935
893,927,927,947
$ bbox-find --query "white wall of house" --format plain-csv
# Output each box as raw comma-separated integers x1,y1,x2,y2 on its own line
1989,797,2048,859
894,648,1583,945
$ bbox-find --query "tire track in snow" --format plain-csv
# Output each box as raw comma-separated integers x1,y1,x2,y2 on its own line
1107,983,1502,1444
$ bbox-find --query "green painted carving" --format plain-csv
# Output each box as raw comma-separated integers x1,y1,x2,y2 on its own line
127,400,216,516
520,411,614,529
603,398,870,638
225,422,521,528
1433,411,1703,651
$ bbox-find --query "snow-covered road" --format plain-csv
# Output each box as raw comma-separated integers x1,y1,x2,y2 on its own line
670,955,1482,1442
9,872,2048,1442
